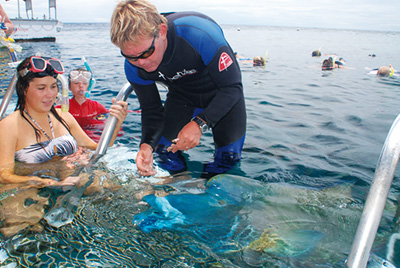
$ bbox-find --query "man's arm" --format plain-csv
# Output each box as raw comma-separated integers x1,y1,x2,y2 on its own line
133,83,165,149
199,47,244,128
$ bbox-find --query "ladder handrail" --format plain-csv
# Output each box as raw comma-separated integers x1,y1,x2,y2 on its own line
346,113,400,268
0,74,17,120
95,82,133,156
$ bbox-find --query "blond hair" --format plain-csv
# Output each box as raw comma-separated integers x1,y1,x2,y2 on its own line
110,0,167,47
377,66,390,77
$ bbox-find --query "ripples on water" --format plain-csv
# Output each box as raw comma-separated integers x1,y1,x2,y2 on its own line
0,24,400,267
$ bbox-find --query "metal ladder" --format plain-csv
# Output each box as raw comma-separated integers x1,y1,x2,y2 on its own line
0,74,17,119
346,113,400,267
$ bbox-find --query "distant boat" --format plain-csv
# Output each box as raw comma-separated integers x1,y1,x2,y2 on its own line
10,0,62,42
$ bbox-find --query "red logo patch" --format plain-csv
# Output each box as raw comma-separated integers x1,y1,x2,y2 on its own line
218,52,233,72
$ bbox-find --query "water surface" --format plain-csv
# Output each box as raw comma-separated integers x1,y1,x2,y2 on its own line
0,23,400,267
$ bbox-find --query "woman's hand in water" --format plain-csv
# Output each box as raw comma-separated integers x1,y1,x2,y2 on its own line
61,176,81,186
41,176,80,187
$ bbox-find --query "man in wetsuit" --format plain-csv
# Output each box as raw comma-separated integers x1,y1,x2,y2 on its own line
110,0,246,178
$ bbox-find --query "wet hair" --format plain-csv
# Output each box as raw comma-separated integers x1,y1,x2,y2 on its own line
253,56,265,67
15,56,70,143
322,58,334,70
377,66,390,77
312,50,321,57
110,0,167,47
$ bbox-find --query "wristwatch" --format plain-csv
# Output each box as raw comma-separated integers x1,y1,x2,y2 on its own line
192,116,209,133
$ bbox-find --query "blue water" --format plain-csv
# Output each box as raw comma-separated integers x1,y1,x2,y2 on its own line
1,23,400,267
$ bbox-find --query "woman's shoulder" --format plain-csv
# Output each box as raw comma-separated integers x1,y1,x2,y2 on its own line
0,111,20,126
0,111,20,140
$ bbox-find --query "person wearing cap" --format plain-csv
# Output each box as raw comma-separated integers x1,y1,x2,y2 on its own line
110,0,246,179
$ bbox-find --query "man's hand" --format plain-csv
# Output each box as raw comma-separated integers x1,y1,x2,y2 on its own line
136,143,156,176
167,121,202,153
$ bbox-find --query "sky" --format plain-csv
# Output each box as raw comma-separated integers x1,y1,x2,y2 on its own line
2,0,400,32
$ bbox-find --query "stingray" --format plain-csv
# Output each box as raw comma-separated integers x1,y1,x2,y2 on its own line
44,174,95,228
132,174,353,258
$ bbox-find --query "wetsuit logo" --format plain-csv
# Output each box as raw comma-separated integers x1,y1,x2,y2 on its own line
219,52,233,72
158,69,197,81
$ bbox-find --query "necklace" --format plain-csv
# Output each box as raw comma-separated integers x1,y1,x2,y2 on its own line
24,110,55,140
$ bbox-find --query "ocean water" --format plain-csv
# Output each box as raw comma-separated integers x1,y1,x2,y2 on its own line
0,23,400,267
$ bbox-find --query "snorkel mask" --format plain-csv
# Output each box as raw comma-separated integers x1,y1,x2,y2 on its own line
69,56,96,98
69,70,92,83
19,56,65,78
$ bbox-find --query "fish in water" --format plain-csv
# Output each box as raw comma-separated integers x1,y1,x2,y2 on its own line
44,175,95,228
132,174,362,260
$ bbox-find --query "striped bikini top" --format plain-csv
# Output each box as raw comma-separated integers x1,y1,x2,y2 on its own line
15,111,78,164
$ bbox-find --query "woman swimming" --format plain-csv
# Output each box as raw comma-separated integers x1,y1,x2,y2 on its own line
0,55,128,236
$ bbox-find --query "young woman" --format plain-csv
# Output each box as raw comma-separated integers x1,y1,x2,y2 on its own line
0,55,128,187
0,55,128,236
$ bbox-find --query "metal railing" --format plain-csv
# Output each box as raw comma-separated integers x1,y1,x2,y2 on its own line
95,82,133,154
0,74,17,120
346,113,400,268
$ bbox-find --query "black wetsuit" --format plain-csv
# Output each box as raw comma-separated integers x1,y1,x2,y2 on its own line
124,11,246,177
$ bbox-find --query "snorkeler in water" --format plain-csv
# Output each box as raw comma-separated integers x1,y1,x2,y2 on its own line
322,57,346,70
312,50,321,57
253,56,265,67
368,65,398,77
234,53,266,67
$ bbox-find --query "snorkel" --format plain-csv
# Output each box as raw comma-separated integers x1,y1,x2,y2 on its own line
264,50,268,68
81,56,96,98
59,75,69,112
390,64,394,77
